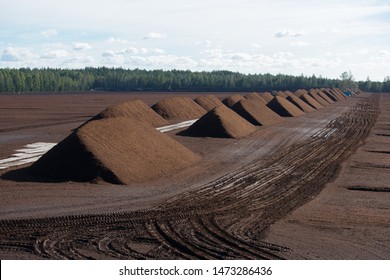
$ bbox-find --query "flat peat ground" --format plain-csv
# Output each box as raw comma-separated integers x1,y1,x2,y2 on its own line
0,91,388,259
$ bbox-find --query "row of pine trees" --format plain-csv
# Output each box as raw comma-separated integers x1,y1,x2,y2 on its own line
0,67,389,93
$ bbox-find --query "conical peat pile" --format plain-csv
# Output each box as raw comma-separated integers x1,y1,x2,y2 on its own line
232,99,284,126
266,96,305,117
300,93,324,109
244,93,267,105
286,95,316,113
316,90,334,103
222,95,244,108
183,105,256,138
260,92,274,102
294,89,309,97
308,90,330,106
194,95,224,111
276,91,288,98
152,97,207,121
93,99,168,127
331,88,347,99
29,118,200,184
320,88,339,101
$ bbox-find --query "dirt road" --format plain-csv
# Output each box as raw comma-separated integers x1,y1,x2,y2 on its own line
0,92,383,259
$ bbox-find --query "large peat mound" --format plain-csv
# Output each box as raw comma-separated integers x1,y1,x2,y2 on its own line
194,95,224,111
24,118,200,184
286,95,316,113
222,95,245,108
232,99,284,126
92,99,168,127
183,105,256,139
152,97,207,121
266,96,305,117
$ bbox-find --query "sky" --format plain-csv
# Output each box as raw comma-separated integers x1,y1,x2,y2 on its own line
1,0,390,81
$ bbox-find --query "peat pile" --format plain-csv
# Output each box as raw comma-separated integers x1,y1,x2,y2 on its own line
92,99,168,127
294,89,309,97
276,91,288,98
320,88,339,101
183,105,256,139
286,94,316,113
194,95,224,111
300,93,324,110
316,89,334,104
260,92,274,102
244,93,267,105
26,118,200,184
266,96,305,117
222,95,244,108
152,97,207,121
308,90,330,106
232,99,284,126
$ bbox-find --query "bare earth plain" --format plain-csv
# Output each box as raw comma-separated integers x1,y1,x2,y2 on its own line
0,91,389,259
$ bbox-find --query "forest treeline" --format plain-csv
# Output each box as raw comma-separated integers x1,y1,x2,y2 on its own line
0,67,389,93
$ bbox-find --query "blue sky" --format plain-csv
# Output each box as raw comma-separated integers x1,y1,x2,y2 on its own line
1,0,390,81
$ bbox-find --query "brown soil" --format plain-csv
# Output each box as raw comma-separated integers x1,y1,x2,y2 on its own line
0,91,388,260
264,93,390,259
152,96,207,121
222,95,245,108
232,99,285,126
244,93,267,105
286,95,316,113
92,99,168,127
267,96,305,117
182,105,257,139
300,93,324,110
4,118,199,184
259,92,274,102
194,95,224,111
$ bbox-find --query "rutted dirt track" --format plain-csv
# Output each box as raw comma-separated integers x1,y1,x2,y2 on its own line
0,94,380,259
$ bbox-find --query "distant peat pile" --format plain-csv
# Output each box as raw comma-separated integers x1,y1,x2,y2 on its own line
222,95,245,108
183,105,257,139
152,97,207,121
244,93,267,105
93,99,168,127
194,95,224,111
267,96,305,117
232,99,284,126
300,93,324,109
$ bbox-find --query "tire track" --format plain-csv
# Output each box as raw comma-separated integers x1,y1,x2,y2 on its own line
0,95,379,259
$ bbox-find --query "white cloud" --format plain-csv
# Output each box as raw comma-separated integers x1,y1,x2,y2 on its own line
251,43,262,49
73,42,92,51
377,50,390,57
290,41,308,47
106,37,128,44
275,30,305,38
143,32,167,39
151,48,165,54
41,50,68,59
1,47,34,61
195,40,212,47
41,29,58,37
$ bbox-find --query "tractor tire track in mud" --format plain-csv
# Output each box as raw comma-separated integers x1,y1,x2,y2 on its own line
0,95,380,259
